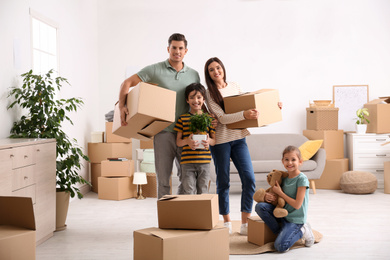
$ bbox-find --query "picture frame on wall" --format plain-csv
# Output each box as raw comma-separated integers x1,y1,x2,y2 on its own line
333,85,369,132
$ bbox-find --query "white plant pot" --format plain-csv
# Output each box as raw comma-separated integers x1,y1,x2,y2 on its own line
192,134,207,149
356,124,367,134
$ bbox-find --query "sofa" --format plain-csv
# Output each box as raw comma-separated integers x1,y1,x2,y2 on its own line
209,133,326,194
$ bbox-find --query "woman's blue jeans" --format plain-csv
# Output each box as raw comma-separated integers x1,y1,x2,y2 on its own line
210,138,256,215
255,202,303,252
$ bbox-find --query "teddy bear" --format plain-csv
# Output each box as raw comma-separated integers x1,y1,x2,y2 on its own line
253,169,289,218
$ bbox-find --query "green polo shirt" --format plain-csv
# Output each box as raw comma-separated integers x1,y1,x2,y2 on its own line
137,59,200,132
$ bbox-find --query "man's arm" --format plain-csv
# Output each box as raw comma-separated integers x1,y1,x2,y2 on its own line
119,74,142,126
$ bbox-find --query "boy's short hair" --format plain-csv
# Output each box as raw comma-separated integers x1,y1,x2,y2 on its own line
168,33,187,48
185,83,206,101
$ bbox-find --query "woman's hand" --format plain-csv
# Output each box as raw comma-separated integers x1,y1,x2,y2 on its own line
210,113,218,128
264,192,276,203
244,109,259,119
278,102,283,109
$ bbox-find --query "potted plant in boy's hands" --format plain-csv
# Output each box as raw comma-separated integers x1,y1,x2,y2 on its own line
355,108,370,134
189,111,213,149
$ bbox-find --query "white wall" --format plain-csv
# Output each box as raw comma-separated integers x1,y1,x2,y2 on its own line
0,0,100,193
97,0,390,134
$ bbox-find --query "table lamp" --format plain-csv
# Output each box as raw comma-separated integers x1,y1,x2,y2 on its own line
133,172,147,200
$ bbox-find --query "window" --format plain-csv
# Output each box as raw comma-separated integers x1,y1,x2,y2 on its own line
31,10,58,75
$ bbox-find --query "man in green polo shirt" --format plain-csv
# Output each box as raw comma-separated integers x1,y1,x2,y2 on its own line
118,33,200,199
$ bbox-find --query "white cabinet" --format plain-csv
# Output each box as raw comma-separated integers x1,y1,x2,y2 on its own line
0,139,56,245
346,133,390,189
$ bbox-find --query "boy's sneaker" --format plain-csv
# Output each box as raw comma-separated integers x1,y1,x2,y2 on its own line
301,223,315,247
224,222,232,234
240,223,248,235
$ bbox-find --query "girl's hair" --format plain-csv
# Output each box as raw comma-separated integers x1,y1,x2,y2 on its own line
282,145,303,161
204,57,226,111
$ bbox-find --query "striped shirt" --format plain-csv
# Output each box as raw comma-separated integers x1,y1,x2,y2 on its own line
206,82,250,145
174,113,215,164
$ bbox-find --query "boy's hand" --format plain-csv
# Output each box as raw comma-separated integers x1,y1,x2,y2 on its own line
201,134,210,149
187,134,198,150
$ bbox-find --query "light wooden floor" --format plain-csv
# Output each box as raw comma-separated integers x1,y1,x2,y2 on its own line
36,188,390,260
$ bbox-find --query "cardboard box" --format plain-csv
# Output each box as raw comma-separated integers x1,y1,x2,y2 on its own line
316,158,349,190
98,177,137,200
247,216,276,246
134,226,229,260
0,196,36,260
140,139,154,149
157,194,219,230
384,161,390,194
88,143,132,163
112,82,176,141
306,107,339,130
224,89,282,129
364,97,390,134
91,131,104,143
142,173,157,198
90,163,101,193
101,160,134,177
303,130,344,159
105,122,132,143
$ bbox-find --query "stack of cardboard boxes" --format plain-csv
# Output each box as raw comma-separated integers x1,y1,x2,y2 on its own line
134,194,229,260
303,104,349,190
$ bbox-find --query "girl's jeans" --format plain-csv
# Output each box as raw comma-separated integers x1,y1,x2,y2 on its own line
210,138,256,215
255,202,303,252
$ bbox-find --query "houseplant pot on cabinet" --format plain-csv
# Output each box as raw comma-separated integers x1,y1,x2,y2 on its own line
7,69,90,231
189,111,213,149
355,108,370,134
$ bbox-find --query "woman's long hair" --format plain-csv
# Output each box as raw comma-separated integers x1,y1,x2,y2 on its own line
204,57,226,111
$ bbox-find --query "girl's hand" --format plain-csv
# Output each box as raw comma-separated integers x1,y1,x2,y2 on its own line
264,192,276,203
244,109,259,119
272,181,283,195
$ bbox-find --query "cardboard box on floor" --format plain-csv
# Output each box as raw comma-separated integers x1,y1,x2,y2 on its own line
224,89,282,129
316,158,349,190
98,176,137,200
112,82,176,141
364,97,390,134
101,160,134,177
134,226,229,260
88,142,132,163
158,194,219,230
142,173,158,198
105,122,132,143
90,163,101,193
303,130,344,159
0,196,36,260
248,216,276,246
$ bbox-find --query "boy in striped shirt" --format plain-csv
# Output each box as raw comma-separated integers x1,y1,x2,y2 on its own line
174,83,216,194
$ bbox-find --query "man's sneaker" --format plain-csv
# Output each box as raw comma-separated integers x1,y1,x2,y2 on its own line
224,222,232,234
240,223,248,235
301,223,315,247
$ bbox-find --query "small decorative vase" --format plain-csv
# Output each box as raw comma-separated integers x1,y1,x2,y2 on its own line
192,134,207,149
356,124,367,134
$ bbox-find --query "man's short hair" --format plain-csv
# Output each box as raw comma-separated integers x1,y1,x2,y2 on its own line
168,33,187,48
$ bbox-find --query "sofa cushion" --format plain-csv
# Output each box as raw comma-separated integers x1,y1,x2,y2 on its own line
229,160,317,174
299,140,323,161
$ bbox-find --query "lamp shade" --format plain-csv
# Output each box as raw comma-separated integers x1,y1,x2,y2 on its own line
133,172,147,185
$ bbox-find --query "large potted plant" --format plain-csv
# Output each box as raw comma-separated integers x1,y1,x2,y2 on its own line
189,111,213,149
355,108,370,134
7,69,90,231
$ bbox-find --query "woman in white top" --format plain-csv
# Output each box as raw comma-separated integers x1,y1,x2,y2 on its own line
204,57,259,235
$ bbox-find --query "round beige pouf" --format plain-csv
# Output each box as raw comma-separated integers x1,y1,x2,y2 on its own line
340,171,377,194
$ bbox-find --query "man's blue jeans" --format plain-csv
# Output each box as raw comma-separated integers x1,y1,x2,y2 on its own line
255,202,303,252
210,138,256,215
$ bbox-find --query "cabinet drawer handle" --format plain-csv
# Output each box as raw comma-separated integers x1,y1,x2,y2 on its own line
376,170,384,172
24,176,28,180
376,154,387,157
37,149,40,152
376,139,386,142
24,155,28,159
10,154,14,158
